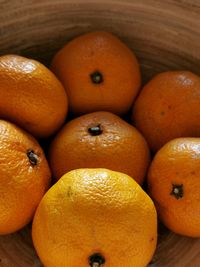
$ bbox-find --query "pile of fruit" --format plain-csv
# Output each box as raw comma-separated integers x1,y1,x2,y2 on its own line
0,31,200,267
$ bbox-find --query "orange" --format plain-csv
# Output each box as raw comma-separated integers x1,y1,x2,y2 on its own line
0,54,68,138
147,138,200,237
132,71,200,151
0,120,51,234
32,168,157,267
49,111,150,185
51,31,141,115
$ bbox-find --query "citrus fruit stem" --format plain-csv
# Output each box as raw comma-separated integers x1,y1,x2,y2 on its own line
92,263,101,267
88,124,103,136
90,71,103,84
27,149,38,166
89,253,105,267
170,184,183,199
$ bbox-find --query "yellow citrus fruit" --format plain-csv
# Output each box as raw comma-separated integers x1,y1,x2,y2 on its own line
0,120,51,234
32,168,157,267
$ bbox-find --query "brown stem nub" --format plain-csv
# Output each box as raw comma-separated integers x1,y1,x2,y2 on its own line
90,71,103,84
170,184,183,199
27,149,38,166
88,124,103,136
89,253,105,267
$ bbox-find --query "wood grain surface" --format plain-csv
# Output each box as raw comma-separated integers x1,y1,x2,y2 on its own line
0,0,200,266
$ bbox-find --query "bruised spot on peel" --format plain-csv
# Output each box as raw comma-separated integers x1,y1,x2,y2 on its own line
150,237,154,242
67,186,73,199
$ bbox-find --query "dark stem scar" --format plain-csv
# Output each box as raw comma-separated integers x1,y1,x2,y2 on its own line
88,124,103,136
89,253,105,267
170,184,183,199
90,71,104,84
27,149,38,166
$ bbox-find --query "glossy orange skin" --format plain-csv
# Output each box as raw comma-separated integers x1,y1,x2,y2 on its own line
0,54,68,138
132,71,200,151
148,138,200,237
0,120,51,234
51,31,141,115
49,111,150,185
32,168,157,267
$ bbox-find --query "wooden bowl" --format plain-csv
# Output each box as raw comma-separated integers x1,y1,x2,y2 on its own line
0,1,200,266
